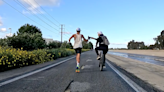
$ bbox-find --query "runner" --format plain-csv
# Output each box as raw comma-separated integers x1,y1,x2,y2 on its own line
69,28,88,73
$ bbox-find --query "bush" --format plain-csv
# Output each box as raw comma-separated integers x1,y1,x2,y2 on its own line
47,41,62,49
60,41,73,49
82,41,93,49
0,47,87,72
0,38,8,47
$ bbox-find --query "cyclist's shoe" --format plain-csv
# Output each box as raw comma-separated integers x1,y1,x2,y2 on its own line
103,66,106,68
76,66,80,73
97,55,101,60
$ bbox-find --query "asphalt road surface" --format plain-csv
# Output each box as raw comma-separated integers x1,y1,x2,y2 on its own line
0,51,136,92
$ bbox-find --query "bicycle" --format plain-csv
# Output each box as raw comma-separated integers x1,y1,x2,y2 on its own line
98,50,105,71
88,36,106,71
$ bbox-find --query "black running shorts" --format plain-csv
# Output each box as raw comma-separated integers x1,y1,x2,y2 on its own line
75,48,82,54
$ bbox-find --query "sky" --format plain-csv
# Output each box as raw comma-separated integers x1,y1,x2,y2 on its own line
0,0,164,48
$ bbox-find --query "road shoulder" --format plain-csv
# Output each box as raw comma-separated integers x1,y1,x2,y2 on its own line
106,54,164,92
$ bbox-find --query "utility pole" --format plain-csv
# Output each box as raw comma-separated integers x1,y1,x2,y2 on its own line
61,24,63,43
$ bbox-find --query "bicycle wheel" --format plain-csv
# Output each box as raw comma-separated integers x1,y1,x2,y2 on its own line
100,53,105,71
99,63,103,71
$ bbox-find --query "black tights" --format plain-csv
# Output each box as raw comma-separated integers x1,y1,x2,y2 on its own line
95,46,108,55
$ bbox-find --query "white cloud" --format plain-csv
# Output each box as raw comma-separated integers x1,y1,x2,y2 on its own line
0,0,3,5
0,33,13,38
0,16,2,26
0,28,7,32
21,0,60,14
6,33,13,37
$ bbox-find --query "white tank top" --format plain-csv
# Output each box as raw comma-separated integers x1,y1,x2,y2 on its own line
73,34,82,49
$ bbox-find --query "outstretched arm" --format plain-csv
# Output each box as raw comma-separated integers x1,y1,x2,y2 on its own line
90,37,97,40
69,34,74,42
82,35,88,42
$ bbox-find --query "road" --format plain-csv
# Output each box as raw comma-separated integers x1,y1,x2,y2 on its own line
0,51,138,92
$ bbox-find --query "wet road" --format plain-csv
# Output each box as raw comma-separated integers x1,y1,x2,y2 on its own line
108,51,164,66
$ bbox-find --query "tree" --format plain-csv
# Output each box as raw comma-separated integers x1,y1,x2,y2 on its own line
7,33,46,50
17,24,42,35
82,41,89,49
82,41,93,49
148,45,155,49
161,30,164,36
47,41,62,49
127,40,145,49
6,24,47,50
0,38,8,47
88,42,93,49
154,30,164,49
60,41,73,49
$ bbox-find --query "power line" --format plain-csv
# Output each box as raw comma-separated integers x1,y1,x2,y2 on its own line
15,0,70,40
24,0,59,28
34,0,61,24
61,25,72,37
2,0,58,34
28,0,72,39
14,0,60,32
3,0,69,41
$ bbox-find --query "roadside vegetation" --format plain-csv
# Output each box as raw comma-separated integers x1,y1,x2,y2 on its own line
0,24,92,71
127,30,164,50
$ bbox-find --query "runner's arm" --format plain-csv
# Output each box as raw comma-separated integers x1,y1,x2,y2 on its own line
82,35,88,42
69,34,74,42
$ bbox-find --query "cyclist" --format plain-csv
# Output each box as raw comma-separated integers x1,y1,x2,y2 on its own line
69,28,88,73
89,31,109,61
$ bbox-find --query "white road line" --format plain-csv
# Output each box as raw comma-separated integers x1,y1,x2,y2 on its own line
0,56,76,87
86,59,92,62
106,61,147,92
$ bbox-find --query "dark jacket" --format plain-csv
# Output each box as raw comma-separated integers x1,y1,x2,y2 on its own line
96,34,108,47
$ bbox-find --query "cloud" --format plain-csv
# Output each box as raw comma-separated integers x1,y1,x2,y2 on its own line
0,16,2,26
6,33,13,37
0,0,3,5
21,0,60,14
0,33,13,38
0,28,7,32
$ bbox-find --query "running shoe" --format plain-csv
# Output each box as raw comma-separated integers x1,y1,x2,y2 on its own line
76,66,80,73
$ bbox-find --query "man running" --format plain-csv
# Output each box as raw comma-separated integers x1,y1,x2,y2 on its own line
69,28,88,73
